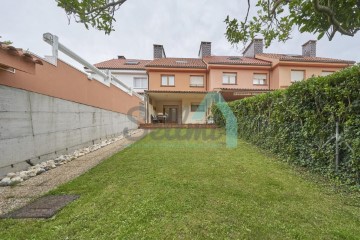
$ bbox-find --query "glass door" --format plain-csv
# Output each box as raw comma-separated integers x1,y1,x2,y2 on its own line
163,105,179,123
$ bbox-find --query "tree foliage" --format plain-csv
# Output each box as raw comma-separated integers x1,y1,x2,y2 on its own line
225,0,360,47
212,65,360,186
56,0,127,34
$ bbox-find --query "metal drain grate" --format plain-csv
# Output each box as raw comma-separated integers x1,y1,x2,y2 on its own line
1,195,79,219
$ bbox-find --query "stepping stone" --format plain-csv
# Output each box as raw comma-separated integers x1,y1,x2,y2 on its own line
1,195,79,219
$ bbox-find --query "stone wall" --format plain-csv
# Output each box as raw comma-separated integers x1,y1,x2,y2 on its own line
0,85,138,177
199,42,211,57
302,40,317,57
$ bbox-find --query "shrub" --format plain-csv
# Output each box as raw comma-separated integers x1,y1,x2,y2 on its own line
212,64,360,185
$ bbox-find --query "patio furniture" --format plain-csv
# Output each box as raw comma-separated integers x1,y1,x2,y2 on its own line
151,114,160,123
157,113,167,123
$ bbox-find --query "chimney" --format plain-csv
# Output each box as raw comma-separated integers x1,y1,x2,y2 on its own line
302,40,316,57
198,41,211,58
117,55,126,59
153,44,166,59
243,39,263,57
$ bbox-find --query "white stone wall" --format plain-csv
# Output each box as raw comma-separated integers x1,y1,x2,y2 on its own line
0,85,138,177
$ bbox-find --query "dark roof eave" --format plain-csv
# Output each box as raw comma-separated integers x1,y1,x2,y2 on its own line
207,62,271,66
218,88,275,91
145,90,209,94
145,65,207,69
96,67,147,71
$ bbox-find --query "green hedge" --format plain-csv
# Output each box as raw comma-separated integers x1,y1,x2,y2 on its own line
212,64,360,185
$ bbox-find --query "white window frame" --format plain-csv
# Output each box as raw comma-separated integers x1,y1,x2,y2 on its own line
133,77,148,89
161,75,175,86
321,71,334,76
253,73,267,85
222,73,237,85
190,103,205,112
291,70,305,82
190,75,204,87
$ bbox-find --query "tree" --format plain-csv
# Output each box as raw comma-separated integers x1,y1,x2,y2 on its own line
225,0,360,47
56,0,127,34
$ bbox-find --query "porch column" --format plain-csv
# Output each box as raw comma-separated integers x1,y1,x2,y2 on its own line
145,93,149,124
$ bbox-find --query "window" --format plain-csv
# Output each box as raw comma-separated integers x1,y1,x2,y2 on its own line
253,74,267,85
176,60,188,64
161,75,175,86
291,70,305,82
222,73,237,84
191,103,205,112
190,76,204,87
321,71,334,76
228,57,242,60
125,61,140,65
133,77,148,89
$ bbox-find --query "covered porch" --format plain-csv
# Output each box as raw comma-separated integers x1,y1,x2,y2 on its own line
145,90,214,125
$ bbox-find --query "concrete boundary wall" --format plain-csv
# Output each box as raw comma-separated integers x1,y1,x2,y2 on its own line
0,85,137,177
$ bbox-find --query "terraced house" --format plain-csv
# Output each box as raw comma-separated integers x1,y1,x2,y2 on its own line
92,39,354,124
145,44,209,124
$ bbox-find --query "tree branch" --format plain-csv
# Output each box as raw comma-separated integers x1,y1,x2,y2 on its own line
313,0,354,36
244,0,251,24
84,0,127,16
271,0,287,14
328,26,337,40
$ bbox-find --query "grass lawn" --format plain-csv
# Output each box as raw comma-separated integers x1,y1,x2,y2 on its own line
1,129,359,239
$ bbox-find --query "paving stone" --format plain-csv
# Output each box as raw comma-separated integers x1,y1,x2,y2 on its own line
1,195,79,219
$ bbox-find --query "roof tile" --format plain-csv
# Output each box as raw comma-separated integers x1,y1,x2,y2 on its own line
0,43,43,65
203,56,271,66
145,58,207,69
94,59,151,70
257,53,355,64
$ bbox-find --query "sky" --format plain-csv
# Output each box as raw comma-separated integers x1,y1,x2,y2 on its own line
1,0,359,71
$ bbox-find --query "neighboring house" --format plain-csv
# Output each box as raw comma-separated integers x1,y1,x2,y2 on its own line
87,57,151,93
255,40,354,89
207,39,354,101
144,40,354,124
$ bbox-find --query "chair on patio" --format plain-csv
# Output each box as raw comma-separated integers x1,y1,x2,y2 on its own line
157,113,168,123
151,114,160,123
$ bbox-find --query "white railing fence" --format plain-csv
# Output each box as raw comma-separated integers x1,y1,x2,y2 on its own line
42,32,143,100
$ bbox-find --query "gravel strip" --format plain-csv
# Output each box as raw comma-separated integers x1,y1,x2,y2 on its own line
0,129,148,216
